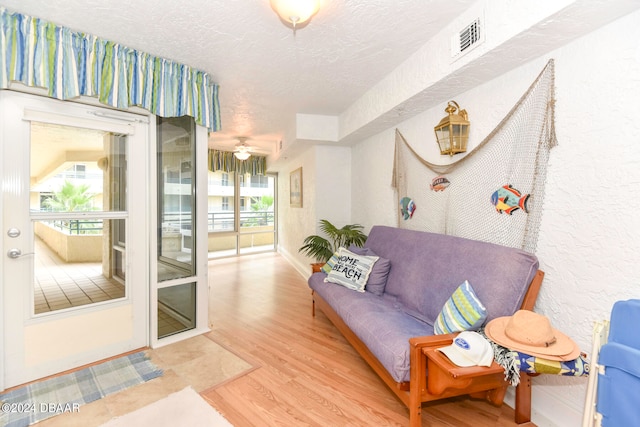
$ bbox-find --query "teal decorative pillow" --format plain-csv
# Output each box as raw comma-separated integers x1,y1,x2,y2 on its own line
321,250,340,274
434,280,488,334
324,247,379,292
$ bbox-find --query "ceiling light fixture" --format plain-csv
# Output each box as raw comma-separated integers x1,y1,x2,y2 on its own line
234,138,252,160
234,150,250,161
270,0,320,34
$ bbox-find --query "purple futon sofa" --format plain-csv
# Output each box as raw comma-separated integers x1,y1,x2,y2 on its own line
308,225,542,426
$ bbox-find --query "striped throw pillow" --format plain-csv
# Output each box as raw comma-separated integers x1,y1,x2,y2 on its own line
321,250,340,274
434,280,487,335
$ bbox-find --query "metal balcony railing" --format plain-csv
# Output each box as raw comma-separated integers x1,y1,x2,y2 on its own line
47,219,104,235
161,210,274,233
44,211,274,235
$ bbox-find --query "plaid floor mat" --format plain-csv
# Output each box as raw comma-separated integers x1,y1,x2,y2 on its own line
0,351,163,427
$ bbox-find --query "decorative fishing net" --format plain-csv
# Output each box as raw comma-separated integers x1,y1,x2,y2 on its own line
392,60,556,254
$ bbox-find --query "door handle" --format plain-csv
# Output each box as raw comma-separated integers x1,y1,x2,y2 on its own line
7,249,34,259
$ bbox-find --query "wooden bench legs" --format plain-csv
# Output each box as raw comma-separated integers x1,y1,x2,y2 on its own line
515,373,537,426
409,377,535,427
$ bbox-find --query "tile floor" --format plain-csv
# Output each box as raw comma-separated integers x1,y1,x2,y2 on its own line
32,237,184,336
33,335,254,426
33,237,125,314
157,307,190,338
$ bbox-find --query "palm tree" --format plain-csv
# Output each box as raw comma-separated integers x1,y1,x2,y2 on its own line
246,195,274,226
250,195,274,212
44,180,95,212
298,219,367,264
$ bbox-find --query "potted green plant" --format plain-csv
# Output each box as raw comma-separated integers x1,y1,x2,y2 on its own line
298,219,368,272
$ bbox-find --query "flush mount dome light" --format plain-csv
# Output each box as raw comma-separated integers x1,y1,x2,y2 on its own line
270,0,320,33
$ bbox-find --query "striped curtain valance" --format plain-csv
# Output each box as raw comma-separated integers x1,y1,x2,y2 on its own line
0,7,220,131
208,150,267,175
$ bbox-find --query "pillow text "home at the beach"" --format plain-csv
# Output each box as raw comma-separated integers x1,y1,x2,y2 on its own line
324,247,379,292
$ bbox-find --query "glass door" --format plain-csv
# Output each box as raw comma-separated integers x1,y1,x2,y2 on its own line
239,173,276,254
31,126,127,314
207,170,277,258
1,91,148,389
156,116,197,339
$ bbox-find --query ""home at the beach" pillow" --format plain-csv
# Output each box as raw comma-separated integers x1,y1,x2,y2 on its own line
324,247,379,292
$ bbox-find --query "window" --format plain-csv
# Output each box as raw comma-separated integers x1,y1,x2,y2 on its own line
250,175,268,188
28,124,128,314
157,116,196,281
73,164,86,178
166,168,180,183
180,161,192,184
39,193,53,211
208,172,276,258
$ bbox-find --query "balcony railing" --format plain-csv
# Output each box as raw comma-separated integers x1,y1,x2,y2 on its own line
208,210,274,231
47,219,104,235
43,211,274,235
161,210,274,232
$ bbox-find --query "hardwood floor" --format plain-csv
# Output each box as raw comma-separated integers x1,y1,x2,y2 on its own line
203,252,524,426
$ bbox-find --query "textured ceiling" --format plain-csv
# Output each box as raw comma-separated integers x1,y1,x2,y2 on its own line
0,0,476,154
2,1,639,161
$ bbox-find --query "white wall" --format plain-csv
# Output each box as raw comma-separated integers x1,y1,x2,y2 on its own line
277,147,315,275
277,145,352,276
315,145,351,225
350,10,640,427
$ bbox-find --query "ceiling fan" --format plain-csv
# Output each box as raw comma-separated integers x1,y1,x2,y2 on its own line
233,137,253,160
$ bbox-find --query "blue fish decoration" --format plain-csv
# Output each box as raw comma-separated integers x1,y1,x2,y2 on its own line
400,197,416,220
491,185,530,214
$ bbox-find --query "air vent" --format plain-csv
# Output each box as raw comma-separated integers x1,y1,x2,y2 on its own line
451,18,484,58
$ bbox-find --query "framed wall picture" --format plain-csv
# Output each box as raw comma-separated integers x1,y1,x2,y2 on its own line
290,167,303,208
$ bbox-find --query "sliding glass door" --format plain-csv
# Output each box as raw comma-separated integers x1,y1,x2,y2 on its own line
207,170,277,258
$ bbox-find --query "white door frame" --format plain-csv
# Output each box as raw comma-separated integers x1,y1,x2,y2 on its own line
0,90,150,390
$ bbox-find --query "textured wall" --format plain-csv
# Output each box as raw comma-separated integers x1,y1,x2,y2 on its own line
277,145,353,276
532,10,640,424
350,10,640,427
277,147,317,275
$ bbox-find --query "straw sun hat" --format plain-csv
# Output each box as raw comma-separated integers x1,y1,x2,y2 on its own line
484,310,580,361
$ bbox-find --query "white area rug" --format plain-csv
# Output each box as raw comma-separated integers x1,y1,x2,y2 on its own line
100,387,233,427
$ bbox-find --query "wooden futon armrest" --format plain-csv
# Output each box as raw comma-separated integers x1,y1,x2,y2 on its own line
409,333,458,350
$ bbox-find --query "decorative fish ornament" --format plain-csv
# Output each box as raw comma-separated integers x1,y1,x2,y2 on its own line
430,176,451,192
491,185,530,214
400,197,416,220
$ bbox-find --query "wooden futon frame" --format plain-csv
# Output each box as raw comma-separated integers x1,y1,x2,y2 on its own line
312,270,544,426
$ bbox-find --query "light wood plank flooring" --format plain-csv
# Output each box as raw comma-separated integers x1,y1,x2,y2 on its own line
203,252,525,426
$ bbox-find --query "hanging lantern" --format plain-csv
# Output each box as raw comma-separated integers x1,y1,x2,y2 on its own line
434,101,470,156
